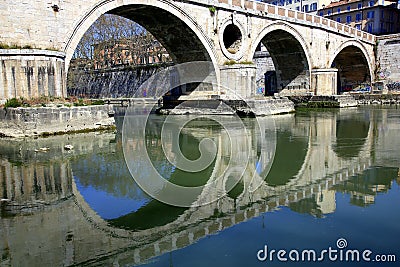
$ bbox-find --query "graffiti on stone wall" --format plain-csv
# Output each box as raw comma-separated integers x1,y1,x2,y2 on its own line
379,69,391,80
387,82,400,91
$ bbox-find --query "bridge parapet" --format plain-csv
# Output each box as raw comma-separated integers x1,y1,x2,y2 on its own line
207,0,376,44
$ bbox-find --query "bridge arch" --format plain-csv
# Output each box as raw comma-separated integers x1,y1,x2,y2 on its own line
251,22,312,95
63,0,218,71
329,40,374,93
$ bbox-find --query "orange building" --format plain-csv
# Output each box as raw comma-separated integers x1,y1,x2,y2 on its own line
93,39,171,69
318,0,400,35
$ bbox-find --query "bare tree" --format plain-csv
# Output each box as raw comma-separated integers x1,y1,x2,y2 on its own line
72,14,168,69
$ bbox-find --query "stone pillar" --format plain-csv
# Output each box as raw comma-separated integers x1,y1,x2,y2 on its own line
0,49,66,103
311,68,338,96
219,64,256,99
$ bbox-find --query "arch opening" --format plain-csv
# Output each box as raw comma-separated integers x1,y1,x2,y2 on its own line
331,45,371,94
223,24,242,54
110,6,211,64
253,29,310,96
67,3,215,98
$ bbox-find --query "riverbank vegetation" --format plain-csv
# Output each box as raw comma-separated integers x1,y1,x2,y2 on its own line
2,96,105,109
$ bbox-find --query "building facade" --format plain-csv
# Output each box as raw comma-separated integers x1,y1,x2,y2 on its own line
262,0,332,14
92,39,171,70
318,0,400,35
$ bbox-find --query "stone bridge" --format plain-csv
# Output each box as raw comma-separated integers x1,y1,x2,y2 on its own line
1,108,398,266
0,0,377,102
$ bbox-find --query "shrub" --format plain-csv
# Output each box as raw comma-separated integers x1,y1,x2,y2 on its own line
209,6,216,14
73,98,86,106
91,99,105,105
4,98,22,108
224,60,237,66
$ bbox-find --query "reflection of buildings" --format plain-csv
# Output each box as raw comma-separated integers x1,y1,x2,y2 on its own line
0,160,72,212
318,0,400,35
333,167,397,206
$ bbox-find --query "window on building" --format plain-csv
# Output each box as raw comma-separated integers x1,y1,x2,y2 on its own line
303,5,309,12
296,6,300,11
369,0,374,7
358,3,362,9
337,17,341,22
347,6,351,11
356,24,361,30
319,11,324,16
356,13,362,22
272,1,277,5
312,3,318,11
346,15,352,23
287,0,292,4
367,11,375,19
367,23,373,33
380,22,386,33
381,11,384,19
337,8,341,14
328,10,332,15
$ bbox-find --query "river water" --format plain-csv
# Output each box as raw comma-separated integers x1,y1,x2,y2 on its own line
0,106,399,266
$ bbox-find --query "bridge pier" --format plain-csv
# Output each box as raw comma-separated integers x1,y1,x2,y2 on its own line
311,68,338,95
219,64,257,99
0,49,66,103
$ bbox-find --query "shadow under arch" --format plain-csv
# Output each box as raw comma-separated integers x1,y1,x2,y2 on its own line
330,41,373,94
251,22,311,95
63,0,218,73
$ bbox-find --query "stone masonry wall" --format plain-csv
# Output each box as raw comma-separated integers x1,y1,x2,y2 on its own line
0,49,66,103
0,105,114,137
376,34,400,93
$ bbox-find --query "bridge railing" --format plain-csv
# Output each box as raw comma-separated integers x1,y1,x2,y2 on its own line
214,0,376,44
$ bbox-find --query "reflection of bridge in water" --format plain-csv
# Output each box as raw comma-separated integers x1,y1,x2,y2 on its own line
0,108,399,266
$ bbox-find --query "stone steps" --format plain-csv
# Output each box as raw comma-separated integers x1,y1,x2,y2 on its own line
308,95,358,108
160,97,295,116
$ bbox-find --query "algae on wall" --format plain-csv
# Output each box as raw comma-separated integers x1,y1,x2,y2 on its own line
67,65,168,98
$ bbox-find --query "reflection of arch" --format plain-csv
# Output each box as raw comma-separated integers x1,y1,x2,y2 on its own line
63,0,218,71
329,41,373,94
333,116,370,159
67,111,377,265
250,22,311,93
265,129,309,186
